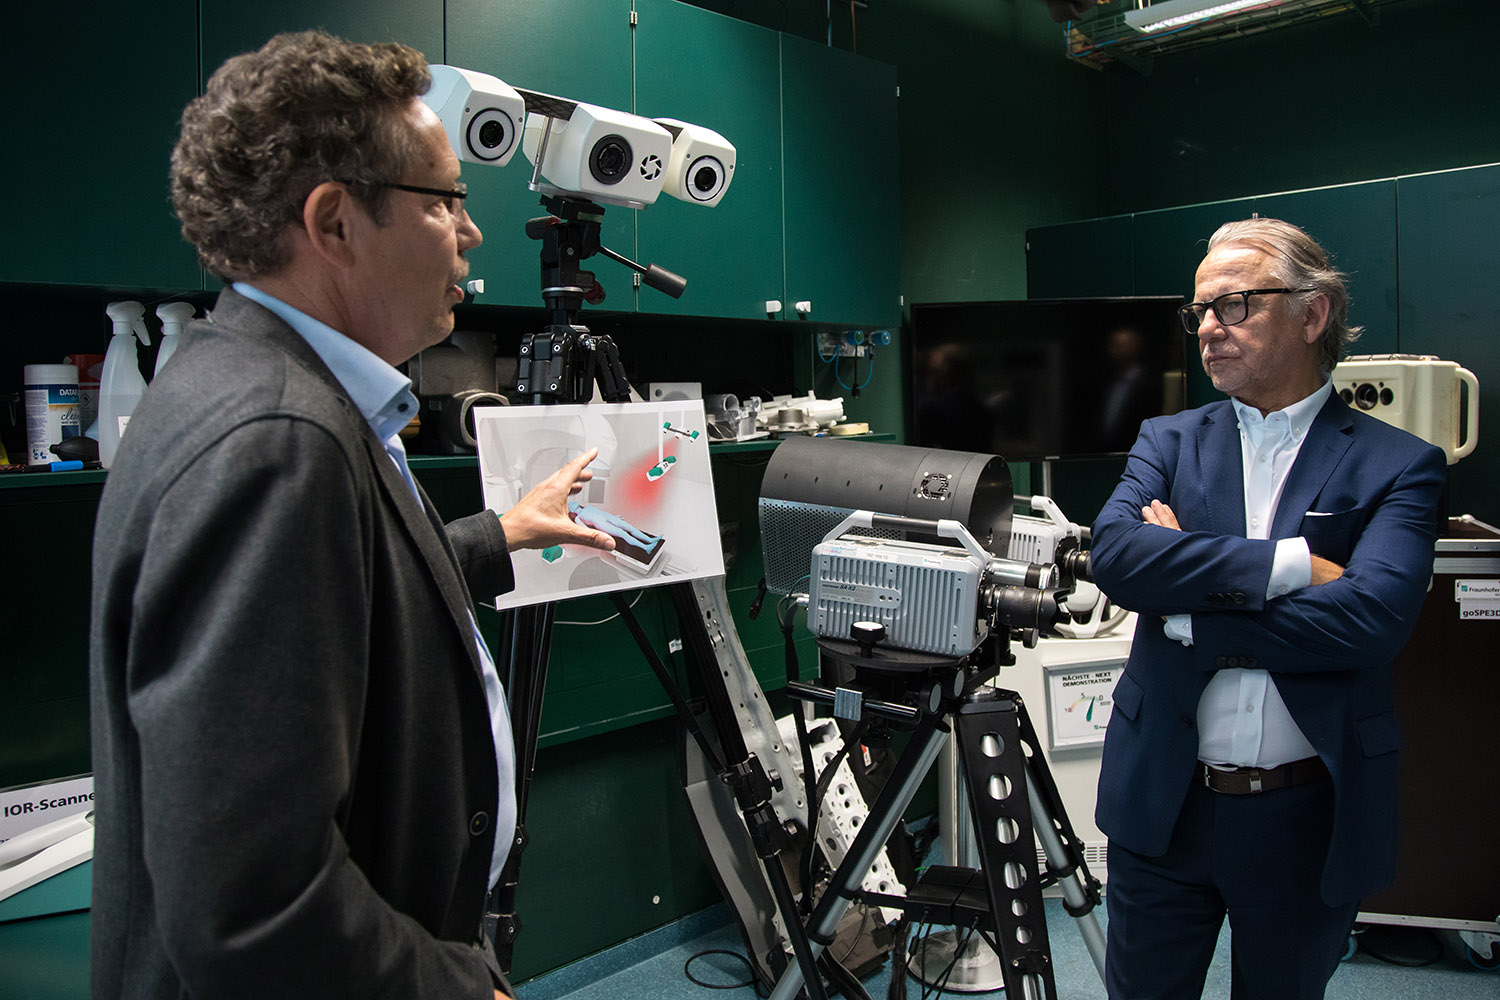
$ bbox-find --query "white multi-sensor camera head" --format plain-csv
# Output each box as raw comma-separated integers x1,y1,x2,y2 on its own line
422,65,527,166
653,119,736,208
422,63,736,211
521,100,674,210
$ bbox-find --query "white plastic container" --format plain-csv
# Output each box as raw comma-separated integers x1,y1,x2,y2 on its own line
98,301,152,469
154,301,195,377
23,363,80,465
1331,354,1480,465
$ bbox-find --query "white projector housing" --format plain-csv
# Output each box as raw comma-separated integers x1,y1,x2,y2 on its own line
522,103,673,209
423,65,526,167
654,118,736,207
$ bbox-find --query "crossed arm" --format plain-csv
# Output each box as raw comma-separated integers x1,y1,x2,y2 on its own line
1141,499,1346,585
1091,423,1445,673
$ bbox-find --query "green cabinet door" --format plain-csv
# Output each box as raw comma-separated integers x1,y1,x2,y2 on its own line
634,0,784,319
780,34,900,327
446,0,636,310
2,1,200,289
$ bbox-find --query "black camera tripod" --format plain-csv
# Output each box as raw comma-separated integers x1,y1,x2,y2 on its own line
489,139,694,938
765,632,1103,1000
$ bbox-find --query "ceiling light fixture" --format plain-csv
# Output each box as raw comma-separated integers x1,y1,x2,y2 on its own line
1123,0,1286,34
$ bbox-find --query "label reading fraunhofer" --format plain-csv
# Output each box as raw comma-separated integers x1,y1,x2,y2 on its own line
1454,580,1500,621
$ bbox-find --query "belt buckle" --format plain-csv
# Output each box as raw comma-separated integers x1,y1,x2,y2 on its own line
1248,771,1263,794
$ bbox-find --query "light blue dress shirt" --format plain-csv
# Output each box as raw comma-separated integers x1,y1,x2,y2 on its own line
1164,378,1333,768
233,282,516,889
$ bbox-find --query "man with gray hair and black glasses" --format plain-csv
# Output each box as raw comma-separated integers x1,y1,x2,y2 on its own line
1088,218,1446,999
89,31,614,998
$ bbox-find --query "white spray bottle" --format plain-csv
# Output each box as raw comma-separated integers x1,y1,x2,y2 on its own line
99,300,152,469
154,301,196,377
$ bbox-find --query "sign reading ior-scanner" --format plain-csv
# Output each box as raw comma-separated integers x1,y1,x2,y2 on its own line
0,775,94,843
1455,579,1500,621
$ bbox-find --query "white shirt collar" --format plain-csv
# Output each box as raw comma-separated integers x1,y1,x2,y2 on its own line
1231,377,1333,442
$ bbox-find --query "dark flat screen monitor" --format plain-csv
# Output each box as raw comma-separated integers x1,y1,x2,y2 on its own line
909,297,1188,460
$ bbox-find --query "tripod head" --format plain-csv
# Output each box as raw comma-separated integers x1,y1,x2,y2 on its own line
515,193,689,405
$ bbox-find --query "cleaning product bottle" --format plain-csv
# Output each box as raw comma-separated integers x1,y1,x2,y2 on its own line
154,301,196,377
98,300,152,469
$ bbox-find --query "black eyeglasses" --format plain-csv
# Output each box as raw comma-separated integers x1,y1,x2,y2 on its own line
375,181,469,217
1179,287,1313,334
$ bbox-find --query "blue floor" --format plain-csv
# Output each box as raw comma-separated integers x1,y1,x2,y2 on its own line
521,896,1499,1000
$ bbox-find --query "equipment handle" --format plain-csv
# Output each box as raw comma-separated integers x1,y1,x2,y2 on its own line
1454,366,1480,462
819,511,991,565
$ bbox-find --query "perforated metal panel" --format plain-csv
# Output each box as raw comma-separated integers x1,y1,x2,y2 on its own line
758,498,899,595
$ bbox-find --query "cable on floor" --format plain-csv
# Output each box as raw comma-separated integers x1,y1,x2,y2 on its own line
683,949,759,991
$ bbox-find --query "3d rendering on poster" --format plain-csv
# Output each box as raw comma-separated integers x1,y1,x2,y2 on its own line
475,401,724,610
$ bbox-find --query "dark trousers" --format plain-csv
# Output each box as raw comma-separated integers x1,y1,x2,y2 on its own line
1104,776,1358,1000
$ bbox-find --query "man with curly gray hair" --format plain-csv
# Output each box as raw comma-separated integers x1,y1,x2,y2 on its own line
1088,218,1446,999
89,31,613,999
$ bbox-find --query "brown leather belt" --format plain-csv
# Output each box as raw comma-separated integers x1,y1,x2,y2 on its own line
1197,756,1328,795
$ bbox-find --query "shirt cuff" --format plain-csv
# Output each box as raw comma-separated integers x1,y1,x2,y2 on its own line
1163,613,1193,646
1267,536,1312,600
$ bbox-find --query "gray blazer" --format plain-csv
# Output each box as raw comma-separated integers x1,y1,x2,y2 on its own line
89,288,516,996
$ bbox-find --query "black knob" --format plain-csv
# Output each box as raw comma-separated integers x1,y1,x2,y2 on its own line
851,621,886,658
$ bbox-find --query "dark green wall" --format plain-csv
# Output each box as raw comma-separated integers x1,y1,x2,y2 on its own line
860,1,1111,305
686,0,1113,303
1099,0,1500,215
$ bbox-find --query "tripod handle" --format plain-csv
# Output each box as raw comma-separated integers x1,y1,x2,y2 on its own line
596,244,687,299
640,262,686,298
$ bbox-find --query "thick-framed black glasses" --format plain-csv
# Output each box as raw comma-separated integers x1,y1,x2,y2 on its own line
1178,287,1312,334
376,181,469,217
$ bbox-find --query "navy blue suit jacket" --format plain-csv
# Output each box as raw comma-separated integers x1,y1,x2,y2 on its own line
1090,393,1445,906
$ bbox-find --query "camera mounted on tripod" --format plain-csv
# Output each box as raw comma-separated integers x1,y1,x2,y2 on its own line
421,66,737,405
759,438,1084,675
756,438,1105,1000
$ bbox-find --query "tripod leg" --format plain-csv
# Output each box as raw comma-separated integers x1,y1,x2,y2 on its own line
1010,692,1106,982
489,601,557,971
910,729,1009,992
1024,760,1107,979
953,693,1059,1000
667,583,831,1000
770,713,949,1000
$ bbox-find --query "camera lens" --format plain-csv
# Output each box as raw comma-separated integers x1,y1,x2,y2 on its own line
465,110,514,162
1355,383,1379,410
589,135,632,185
685,155,726,202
